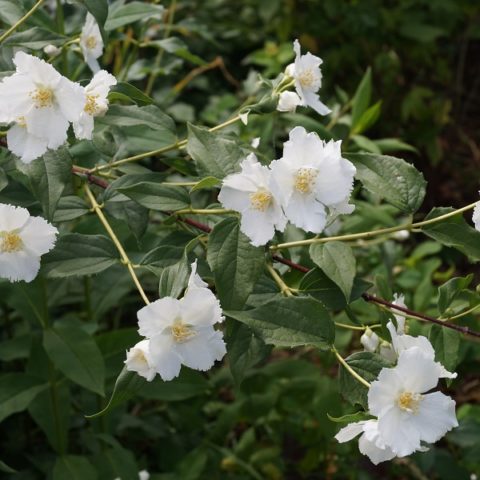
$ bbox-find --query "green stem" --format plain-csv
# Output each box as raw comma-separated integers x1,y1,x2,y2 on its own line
174,208,232,215
90,114,242,173
335,322,381,331
0,0,45,44
271,202,478,250
332,347,371,388
440,303,480,321
266,263,293,297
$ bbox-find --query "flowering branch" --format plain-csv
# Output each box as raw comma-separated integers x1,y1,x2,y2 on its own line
83,184,150,305
0,0,45,44
270,201,478,250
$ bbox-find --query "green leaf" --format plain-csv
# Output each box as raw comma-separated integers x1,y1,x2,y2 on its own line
0,373,46,423
327,411,373,424
207,217,265,310
351,100,382,135
29,384,71,453
117,183,190,211
3,27,66,49
20,147,72,221
351,67,372,128
191,176,221,192
0,167,7,192
0,459,17,474
43,325,105,395
103,194,148,241
0,0,24,24
226,296,335,349
109,82,153,106
421,207,480,262
374,138,418,154
53,196,89,222
299,268,371,310
338,352,391,409
53,455,98,480
344,152,426,213
86,367,145,419
43,234,118,277
158,247,190,299
438,275,473,314
350,134,381,154
152,37,207,66
309,242,356,302
105,1,164,30
429,325,461,373
187,124,245,179
83,0,109,27
227,321,271,385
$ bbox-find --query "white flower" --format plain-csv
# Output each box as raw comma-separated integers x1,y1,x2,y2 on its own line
0,52,85,162
277,91,302,113
360,327,379,352
392,293,407,333
368,347,458,457
0,204,58,282
379,341,396,363
80,13,104,73
335,420,396,465
136,261,226,381
73,70,117,140
124,340,156,382
473,197,480,231
218,153,287,246
288,39,331,116
270,126,356,233
6,120,49,164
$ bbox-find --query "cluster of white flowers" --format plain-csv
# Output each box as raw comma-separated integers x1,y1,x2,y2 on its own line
277,40,331,116
0,51,116,163
338,294,458,464
125,261,226,382
0,204,58,283
219,126,356,246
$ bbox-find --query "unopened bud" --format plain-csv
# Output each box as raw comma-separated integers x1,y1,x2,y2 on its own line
43,44,61,57
277,91,301,113
360,327,379,352
379,341,396,363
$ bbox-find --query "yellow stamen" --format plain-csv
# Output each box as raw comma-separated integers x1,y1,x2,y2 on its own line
85,36,97,50
397,391,422,413
171,320,195,343
249,189,272,212
84,94,99,115
17,116,26,128
0,231,23,253
294,168,318,194
31,87,54,108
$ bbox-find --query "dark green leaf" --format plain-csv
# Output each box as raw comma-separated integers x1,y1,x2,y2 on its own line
207,217,265,310
309,242,356,302
0,460,16,474
338,352,391,409
345,152,426,213
327,411,373,423
351,67,372,128
109,82,153,106
43,325,105,395
421,207,480,262
118,183,190,211
53,196,89,222
152,37,207,66
429,325,460,373
105,2,164,30
187,124,245,179
438,275,473,314
53,455,98,480
43,234,118,277
226,296,335,349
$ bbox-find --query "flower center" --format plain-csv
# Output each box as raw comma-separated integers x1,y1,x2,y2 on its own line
397,391,422,413
298,69,320,90
84,94,100,115
171,320,195,343
0,232,23,253
17,116,26,128
85,35,98,50
31,87,54,108
249,189,272,212
294,168,318,194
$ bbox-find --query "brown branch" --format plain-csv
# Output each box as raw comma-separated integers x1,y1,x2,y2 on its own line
72,166,109,189
272,254,310,273
362,293,480,338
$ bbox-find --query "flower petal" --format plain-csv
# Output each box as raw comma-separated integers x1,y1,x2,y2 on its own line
149,332,182,381
0,204,30,231
137,297,180,338
20,216,58,256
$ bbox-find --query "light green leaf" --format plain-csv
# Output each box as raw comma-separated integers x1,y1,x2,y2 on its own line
53,455,98,480
351,67,372,128
226,296,335,349
309,242,356,302
152,37,207,66
429,325,460,374
109,82,153,106
345,152,427,213
86,367,145,419
207,217,265,310
191,176,221,192
105,1,164,30
0,373,46,423
374,138,418,154
327,411,373,424
338,352,391,409
20,147,72,221
43,324,105,395
350,134,381,154
118,183,190,211
351,100,382,135
43,234,118,277
438,275,473,314
187,124,245,179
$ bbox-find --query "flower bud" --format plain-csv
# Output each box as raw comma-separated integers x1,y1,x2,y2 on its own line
379,341,396,363
360,327,379,352
277,91,302,113
285,63,295,77
43,44,61,57
393,229,410,240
